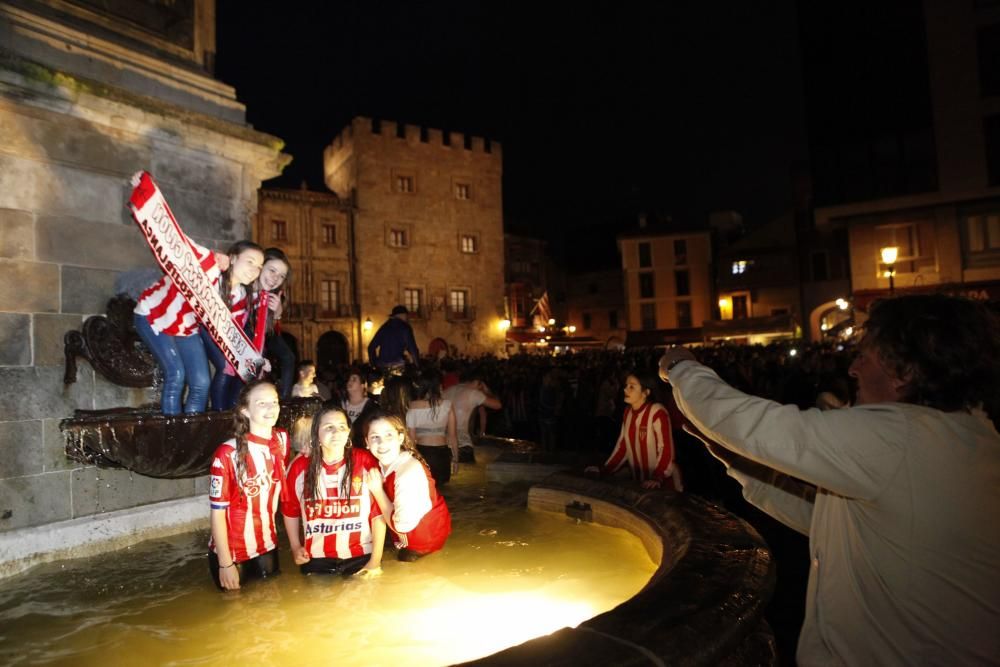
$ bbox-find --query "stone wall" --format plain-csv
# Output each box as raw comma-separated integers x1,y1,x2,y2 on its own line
0,3,288,535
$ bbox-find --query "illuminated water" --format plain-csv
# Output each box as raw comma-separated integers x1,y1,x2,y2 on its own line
0,452,656,666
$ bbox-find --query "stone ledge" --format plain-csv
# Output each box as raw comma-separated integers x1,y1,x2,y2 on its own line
0,494,207,579
462,473,777,666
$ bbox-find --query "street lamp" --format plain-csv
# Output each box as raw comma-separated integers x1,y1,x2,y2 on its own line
880,246,898,294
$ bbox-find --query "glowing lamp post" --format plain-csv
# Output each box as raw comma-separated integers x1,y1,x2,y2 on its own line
880,246,898,294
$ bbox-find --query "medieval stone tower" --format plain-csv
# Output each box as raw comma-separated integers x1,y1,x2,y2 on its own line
324,117,506,357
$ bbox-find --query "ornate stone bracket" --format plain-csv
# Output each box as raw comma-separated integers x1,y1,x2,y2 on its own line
64,294,156,388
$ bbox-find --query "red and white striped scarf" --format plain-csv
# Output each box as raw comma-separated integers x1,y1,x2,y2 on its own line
128,171,263,382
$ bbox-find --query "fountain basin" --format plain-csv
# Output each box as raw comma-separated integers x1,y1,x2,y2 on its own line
466,472,777,666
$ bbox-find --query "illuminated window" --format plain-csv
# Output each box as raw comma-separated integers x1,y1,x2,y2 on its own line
395,175,415,193
271,219,287,241
388,228,409,248
460,235,478,253
322,224,337,245
455,183,471,200
731,260,751,275
321,279,339,313
732,294,748,319
403,288,422,315
449,289,469,317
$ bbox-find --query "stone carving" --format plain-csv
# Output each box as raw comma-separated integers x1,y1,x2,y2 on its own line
63,294,156,388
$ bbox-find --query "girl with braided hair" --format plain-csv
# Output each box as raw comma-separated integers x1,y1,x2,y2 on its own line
280,406,387,576
208,380,288,590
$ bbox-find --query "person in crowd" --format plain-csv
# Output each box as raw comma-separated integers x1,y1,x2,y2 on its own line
291,360,321,398
659,294,1000,665
586,370,681,490
208,380,288,590
281,405,386,577
443,372,502,463
134,238,262,415
257,248,295,398
380,373,413,421
366,412,451,561
339,367,380,448
406,368,459,485
367,305,419,373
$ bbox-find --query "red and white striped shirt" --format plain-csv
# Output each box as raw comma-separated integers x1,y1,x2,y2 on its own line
134,237,220,336
603,402,675,483
280,448,382,559
382,451,451,554
209,429,288,563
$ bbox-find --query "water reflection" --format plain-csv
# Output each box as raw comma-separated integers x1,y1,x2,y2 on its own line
0,454,655,666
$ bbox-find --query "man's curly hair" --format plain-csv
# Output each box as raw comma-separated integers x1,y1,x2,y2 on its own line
864,294,1000,421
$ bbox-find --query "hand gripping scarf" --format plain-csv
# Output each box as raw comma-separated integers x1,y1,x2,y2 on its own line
128,171,263,383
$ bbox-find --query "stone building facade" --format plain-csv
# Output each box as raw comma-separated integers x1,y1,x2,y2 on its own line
324,117,506,358
0,0,287,537
255,187,358,372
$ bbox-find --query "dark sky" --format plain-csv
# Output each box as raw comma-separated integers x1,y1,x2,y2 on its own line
215,1,808,248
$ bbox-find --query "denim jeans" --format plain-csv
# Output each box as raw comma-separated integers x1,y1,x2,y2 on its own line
133,313,210,414
201,327,242,411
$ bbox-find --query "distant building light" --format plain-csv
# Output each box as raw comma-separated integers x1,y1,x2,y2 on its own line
732,260,750,275
835,298,849,310
789,348,798,357
820,323,829,331
548,318,556,325
537,325,546,332
498,318,511,332
363,318,373,332
844,326,854,337
568,325,577,333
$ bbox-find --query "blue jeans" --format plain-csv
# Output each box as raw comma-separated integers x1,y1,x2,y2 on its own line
133,314,210,414
201,327,242,411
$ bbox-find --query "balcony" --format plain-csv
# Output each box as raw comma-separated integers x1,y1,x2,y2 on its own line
406,305,430,320
285,303,358,321
444,305,477,322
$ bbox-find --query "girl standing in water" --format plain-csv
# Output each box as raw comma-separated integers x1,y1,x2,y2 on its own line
366,412,451,561
281,406,387,576
208,380,288,590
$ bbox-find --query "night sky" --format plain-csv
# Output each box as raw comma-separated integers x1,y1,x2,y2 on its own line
215,1,809,263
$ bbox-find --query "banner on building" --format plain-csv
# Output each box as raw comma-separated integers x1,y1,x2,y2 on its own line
128,171,262,382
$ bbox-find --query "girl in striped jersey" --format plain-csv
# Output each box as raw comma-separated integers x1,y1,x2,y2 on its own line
280,406,387,577
366,412,452,562
201,241,269,411
208,380,288,590
588,371,683,491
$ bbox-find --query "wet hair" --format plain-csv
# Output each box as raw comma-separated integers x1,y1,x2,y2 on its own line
232,379,278,492
304,405,353,500
413,367,443,417
863,295,1000,419
625,369,663,407
365,410,428,468
380,374,414,420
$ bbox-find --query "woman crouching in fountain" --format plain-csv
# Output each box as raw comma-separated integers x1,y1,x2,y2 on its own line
280,406,387,577
366,412,451,561
208,380,289,590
